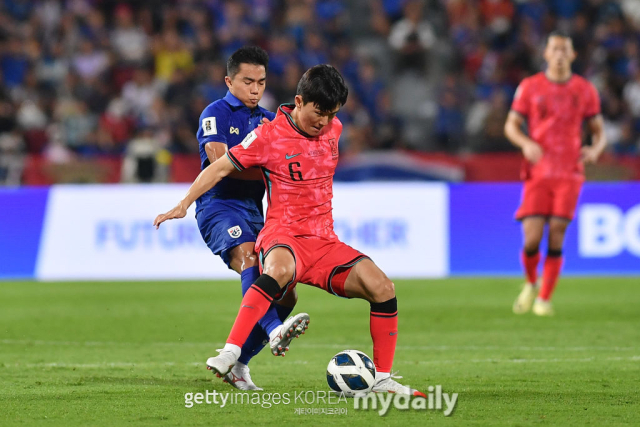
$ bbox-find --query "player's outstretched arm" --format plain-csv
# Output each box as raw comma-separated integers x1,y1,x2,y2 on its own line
504,110,543,164
581,114,607,164
153,155,237,229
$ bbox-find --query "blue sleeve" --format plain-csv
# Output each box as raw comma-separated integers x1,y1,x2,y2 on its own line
197,103,229,149
264,110,276,121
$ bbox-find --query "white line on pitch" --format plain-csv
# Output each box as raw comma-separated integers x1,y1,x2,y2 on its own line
1,339,637,353
3,357,637,369
5,360,310,368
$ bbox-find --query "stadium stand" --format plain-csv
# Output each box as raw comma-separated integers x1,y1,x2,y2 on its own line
0,0,639,185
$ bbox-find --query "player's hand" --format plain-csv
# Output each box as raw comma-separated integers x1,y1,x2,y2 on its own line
580,146,602,165
153,203,187,229
522,142,543,164
260,117,271,125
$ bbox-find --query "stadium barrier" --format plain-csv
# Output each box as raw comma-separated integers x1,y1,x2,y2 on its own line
1,183,639,280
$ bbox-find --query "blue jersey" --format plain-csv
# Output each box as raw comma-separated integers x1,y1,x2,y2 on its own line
195,91,276,214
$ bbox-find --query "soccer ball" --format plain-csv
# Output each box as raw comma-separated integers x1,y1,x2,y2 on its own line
326,349,376,397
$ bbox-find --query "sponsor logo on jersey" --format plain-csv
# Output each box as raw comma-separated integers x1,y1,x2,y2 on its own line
230,127,239,135
241,131,257,148
285,152,301,160
227,225,242,238
202,117,217,136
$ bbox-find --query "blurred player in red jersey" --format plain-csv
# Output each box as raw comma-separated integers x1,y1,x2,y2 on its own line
154,65,425,396
505,32,607,316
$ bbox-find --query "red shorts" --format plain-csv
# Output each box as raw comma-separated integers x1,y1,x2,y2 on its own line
515,177,583,221
257,234,368,299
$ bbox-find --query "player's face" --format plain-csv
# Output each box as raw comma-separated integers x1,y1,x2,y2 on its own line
225,63,267,109
544,37,576,72
295,95,340,136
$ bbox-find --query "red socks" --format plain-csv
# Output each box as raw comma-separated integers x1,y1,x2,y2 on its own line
370,298,398,373
521,250,540,284
227,275,281,347
539,254,563,301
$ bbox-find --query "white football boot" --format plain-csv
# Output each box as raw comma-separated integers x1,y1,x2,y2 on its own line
372,373,426,397
269,313,310,356
223,362,263,391
206,349,238,378
532,298,555,316
513,280,539,314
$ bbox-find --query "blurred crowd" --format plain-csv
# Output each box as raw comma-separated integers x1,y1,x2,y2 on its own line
1,0,640,185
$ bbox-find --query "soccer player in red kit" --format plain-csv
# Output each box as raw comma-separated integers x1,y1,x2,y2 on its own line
505,32,607,316
154,64,425,396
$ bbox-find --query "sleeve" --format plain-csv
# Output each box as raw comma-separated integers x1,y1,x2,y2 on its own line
226,125,269,170
511,79,531,117
264,110,276,121
196,104,229,149
584,82,601,119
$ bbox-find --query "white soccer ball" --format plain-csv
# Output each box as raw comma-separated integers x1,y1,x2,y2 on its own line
326,349,376,397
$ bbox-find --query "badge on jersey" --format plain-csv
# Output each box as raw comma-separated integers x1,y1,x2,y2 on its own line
329,138,338,158
241,130,257,149
202,117,217,136
227,225,242,238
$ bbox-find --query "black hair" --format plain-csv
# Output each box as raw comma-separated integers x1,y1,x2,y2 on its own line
296,64,349,112
546,30,572,45
227,46,269,78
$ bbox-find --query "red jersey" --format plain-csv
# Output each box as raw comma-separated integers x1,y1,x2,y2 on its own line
511,72,601,180
227,104,341,243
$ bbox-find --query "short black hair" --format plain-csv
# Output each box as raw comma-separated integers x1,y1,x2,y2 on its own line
296,64,349,112
546,30,572,45
227,46,269,78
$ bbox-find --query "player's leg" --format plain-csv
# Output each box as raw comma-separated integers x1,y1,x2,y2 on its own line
533,179,581,316
533,217,569,316
206,247,309,377
228,243,282,362
341,259,425,397
513,216,546,314
513,178,552,313
221,242,285,390
275,286,297,328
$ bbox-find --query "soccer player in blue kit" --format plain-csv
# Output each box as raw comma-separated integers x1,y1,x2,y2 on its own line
195,46,309,390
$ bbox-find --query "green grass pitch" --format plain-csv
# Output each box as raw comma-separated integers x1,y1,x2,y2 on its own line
1,278,639,426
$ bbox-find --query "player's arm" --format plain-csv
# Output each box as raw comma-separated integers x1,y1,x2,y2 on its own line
581,114,607,164
504,110,543,164
153,155,237,228
205,141,263,180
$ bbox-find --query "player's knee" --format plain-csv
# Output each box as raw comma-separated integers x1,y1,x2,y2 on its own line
237,254,258,270
523,241,540,254
262,263,294,287
368,277,395,303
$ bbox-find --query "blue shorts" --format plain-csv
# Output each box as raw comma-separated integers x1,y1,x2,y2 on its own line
196,201,264,269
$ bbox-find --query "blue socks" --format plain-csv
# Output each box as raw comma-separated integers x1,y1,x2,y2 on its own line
237,266,291,365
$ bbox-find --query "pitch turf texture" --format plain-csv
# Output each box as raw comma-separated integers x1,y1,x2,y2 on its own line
1,278,639,426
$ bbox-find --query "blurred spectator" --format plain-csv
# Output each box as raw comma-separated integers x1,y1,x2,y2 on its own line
197,62,228,104
1,38,30,89
388,0,436,74
121,127,169,183
154,30,194,82
99,98,134,146
121,66,162,122
72,40,110,81
57,99,97,153
110,4,149,65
